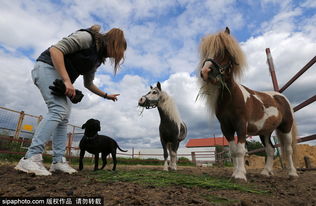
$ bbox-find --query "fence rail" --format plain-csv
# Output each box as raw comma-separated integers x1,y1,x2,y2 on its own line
266,49,315,140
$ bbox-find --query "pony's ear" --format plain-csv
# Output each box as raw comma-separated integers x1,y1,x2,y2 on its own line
150,85,153,89
225,27,230,34
157,82,161,91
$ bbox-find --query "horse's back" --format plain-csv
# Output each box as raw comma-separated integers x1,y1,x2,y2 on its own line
240,85,294,135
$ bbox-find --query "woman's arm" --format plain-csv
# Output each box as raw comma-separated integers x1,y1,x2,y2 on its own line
49,30,93,99
83,74,119,101
49,47,76,98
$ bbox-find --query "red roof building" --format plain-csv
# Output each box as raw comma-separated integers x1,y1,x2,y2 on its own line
185,137,234,148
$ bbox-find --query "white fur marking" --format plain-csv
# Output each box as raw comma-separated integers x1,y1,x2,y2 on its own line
238,84,251,103
234,143,247,181
250,106,279,131
158,91,184,137
253,94,263,104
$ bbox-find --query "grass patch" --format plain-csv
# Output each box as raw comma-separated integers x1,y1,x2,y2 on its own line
70,157,195,167
202,194,239,205
92,169,267,194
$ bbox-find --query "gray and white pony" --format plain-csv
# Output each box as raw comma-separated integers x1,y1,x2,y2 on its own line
138,82,187,171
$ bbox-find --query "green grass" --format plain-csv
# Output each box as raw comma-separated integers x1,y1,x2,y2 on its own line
91,169,268,204
69,157,195,167
92,169,267,194
202,194,239,205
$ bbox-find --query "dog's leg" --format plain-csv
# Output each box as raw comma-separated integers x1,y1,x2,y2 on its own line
100,152,107,170
94,153,99,171
111,151,117,171
79,149,85,171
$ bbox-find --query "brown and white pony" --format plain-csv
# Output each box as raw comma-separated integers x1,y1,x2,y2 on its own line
198,27,298,181
138,82,187,171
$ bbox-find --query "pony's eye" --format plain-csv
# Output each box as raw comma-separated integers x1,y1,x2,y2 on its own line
152,91,157,94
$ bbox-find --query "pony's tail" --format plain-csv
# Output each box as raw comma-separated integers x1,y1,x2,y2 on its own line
178,122,187,142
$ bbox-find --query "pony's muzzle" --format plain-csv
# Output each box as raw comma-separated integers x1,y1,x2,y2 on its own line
201,66,211,81
138,96,146,106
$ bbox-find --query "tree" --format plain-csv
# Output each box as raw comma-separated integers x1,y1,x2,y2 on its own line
246,140,266,156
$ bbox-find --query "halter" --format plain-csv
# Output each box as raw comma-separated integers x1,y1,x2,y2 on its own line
202,58,232,77
141,96,159,109
202,58,233,97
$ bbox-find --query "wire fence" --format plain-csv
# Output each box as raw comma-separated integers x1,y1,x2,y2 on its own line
0,106,219,165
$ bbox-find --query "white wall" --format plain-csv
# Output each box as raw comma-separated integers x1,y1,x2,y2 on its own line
69,141,216,163
117,147,216,162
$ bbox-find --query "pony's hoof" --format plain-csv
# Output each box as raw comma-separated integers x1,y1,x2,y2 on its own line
288,172,298,180
232,171,247,182
232,176,247,183
288,175,298,181
260,169,274,177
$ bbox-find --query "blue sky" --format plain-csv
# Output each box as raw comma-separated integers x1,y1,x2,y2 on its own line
0,0,315,148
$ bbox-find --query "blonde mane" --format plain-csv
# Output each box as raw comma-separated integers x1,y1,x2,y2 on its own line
199,29,247,80
197,28,247,114
158,91,182,124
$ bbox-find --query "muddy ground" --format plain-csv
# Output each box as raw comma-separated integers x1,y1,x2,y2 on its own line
0,163,315,206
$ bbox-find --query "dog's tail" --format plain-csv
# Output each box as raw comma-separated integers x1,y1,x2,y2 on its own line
116,143,128,152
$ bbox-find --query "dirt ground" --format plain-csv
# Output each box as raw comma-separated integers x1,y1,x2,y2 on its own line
0,163,315,206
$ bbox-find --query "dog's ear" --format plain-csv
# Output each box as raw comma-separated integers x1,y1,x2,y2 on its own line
81,123,86,129
96,120,101,131
157,82,161,91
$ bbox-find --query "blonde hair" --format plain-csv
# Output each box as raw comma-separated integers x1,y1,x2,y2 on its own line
90,24,101,32
104,28,127,74
89,25,127,74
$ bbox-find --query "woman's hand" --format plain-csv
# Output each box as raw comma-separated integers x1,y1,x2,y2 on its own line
64,80,76,99
49,47,75,98
106,94,120,102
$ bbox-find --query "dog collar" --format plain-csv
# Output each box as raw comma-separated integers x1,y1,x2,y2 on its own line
84,134,98,140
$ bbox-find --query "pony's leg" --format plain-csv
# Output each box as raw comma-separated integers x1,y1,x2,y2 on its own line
228,141,237,176
276,129,298,177
229,141,247,180
260,135,275,176
232,125,247,181
161,140,169,171
169,142,179,171
233,142,247,181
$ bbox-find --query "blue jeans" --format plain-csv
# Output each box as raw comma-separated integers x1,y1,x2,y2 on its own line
25,61,72,163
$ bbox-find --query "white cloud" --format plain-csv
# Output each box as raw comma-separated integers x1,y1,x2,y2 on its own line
0,0,315,148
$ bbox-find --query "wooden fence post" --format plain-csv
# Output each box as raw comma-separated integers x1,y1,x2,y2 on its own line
191,152,196,165
14,111,25,139
37,115,43,125
304,156,312,168
266,48,280,91
132,147,134,159
66,132,73,158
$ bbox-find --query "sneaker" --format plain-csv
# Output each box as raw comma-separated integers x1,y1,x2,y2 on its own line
49,157,77,174
15,154,52,176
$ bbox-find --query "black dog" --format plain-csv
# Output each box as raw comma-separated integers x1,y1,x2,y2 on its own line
79,119,127,171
